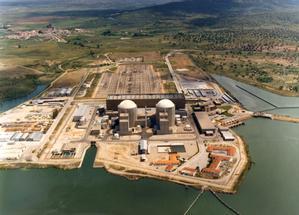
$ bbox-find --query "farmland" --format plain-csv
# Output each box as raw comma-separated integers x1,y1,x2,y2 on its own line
0,0,299,99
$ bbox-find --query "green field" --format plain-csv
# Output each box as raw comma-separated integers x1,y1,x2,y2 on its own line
1,0,299,100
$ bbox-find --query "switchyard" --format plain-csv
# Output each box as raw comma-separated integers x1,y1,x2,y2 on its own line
95,64,163,98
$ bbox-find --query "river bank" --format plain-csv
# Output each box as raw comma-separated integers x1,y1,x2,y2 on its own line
211,71,299,97
0,160,81,170
0,85,47,113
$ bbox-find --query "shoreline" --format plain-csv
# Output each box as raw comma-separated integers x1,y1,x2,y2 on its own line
212,72,299,98
0,130,249,194
92,134,249,194
0,143,91,170
0,85,48,113
0,160,82,170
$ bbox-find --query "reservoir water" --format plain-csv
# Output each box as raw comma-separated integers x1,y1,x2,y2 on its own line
0,85,46,113
1,77,299,214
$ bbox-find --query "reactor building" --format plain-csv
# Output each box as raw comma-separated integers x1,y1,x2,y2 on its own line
118,100,138,135
112,97,179,135
156,99,175,134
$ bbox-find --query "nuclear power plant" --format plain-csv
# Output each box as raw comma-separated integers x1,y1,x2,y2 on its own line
116,99,176,135
105,94,184,136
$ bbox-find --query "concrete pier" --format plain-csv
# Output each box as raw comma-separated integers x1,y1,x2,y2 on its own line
210,189,240,215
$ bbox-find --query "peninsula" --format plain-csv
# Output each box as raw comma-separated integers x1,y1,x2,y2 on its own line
2,49,299,193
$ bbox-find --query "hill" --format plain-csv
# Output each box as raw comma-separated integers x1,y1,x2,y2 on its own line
139,0,299,15
0,0,182,11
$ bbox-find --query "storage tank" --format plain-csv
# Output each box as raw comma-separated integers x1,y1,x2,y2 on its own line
156,99,175,126
118,100,137,127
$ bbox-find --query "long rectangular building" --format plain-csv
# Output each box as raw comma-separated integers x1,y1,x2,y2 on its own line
106,93,185,110
193,112,216,135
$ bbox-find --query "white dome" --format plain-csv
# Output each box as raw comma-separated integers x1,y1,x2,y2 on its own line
118,100,137,109
156,99,175,109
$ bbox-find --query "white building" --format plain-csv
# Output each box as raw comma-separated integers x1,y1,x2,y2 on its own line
73,105,89,122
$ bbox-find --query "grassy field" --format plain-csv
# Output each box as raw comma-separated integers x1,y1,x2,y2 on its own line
188,50,299,96
50,69,87,88
110,51,162,63
169,53,209,80
0,35,100,100
84,73,102,98
163,82,177,93
0,66,44,100
1,0,299,99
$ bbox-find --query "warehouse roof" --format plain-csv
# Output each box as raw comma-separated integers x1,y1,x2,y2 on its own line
0,132,15,142
107,93,184,100
74,105,89,117
194,112,216,130
220,131,235,141
28,132,43,141
207,145,236,156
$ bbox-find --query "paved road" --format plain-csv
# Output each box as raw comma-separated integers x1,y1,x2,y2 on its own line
165,52,183,93
165,50,226,101
38,70,90,158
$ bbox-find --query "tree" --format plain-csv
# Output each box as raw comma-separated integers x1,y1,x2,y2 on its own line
89,50,95,57
102,30,112,36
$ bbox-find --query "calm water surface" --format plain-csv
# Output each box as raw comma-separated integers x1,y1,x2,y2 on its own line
0,77,299,214
0,85,46,113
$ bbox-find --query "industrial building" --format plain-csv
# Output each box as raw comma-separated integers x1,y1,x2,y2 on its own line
156,99,175,126
0,141,26,161
73,105,89,122
153,153,180,166
27,132,43,142
115,98,178,135
0,149,24,161
179,167,197,177
0,132,15,142
156,99,175,134
202,144,236,178
118,100,138,135
106,93,185,111
219,128,235,141
157,112,171,134
193,112,216,136
202,154,231,178
191,96,218,113
118,100,138,124
11,132,23,141
47,88,73,97
0,131,44,142
206,145,236,156
139,139,148,154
